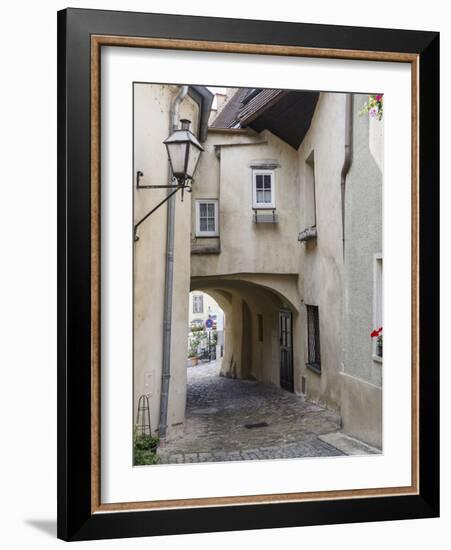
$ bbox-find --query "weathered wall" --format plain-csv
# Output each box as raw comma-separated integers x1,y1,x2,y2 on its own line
191,95,349,409
133,84,200,437
295,93,346,407
191,129,300,276
191,126,303,390
340,95,383,448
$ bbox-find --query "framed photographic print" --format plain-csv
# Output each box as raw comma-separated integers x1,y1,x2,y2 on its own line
57,8,439,541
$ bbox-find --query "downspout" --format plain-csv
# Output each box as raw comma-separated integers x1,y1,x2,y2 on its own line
341,94,353,258
158,85,189,440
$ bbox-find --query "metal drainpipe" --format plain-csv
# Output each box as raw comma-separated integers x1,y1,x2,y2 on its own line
158,85,189,440
341,94,353,258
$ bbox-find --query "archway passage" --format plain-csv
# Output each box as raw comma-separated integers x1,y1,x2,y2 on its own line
156,274,344,463
188,291,225,365
190,275,300,389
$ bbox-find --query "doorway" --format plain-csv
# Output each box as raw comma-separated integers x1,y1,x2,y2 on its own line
279,310,294,392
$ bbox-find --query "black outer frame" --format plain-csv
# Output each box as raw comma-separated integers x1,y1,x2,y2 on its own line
57,8,439,542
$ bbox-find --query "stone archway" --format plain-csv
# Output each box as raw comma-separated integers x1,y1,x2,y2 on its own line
190,274,300,390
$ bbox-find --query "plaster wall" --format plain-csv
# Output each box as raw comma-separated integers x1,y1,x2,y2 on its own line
133,83,200,436
191,129,300,275
295,93,347,408
340,94,383,447
343,95,383,386
133,86,383,445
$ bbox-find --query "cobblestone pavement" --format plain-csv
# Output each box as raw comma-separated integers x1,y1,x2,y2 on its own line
158,361,345,464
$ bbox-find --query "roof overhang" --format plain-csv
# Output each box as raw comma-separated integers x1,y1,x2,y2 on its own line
188,86,214,143
241,90,320,149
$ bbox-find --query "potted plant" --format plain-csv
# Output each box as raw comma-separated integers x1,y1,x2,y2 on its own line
371,326,383,358
188,349,198,366
359,94,384,120
133,426,160,466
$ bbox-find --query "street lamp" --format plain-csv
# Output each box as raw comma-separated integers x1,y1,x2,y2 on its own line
134,118,204,241
164,119,204,184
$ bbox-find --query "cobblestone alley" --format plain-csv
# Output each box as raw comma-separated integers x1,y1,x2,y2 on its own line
158,360,347,464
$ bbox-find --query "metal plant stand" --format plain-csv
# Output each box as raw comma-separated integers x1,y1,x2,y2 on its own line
136,394,152,436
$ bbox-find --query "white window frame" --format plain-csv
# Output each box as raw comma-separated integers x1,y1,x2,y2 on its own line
372,253,383,363
192,294,204,314
195,199,219,237
252,169,275,209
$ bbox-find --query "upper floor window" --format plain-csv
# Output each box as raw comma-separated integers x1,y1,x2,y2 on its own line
195,200,219,237
192,294,204,314
252,170,275,209
304,151,316,228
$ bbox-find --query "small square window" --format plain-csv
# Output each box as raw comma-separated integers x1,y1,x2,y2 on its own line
192,294,203,314
196,200,219,237
253,170,275,208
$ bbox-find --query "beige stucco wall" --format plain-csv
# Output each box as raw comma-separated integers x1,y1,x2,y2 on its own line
339,373,382,448
133,83,200,437
191,129,300,275
133,86,383,447
191,95,348,408
190,126,303,388
295,93,346,407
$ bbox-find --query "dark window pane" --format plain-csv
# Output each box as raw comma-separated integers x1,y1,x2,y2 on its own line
306,305,321,370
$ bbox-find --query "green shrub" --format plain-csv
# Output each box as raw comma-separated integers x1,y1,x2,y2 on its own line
133,429,160,466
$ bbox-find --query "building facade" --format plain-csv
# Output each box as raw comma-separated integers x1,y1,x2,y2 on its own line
134,84,383,447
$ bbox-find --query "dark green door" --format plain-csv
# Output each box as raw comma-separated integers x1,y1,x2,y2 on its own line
279,310,294,392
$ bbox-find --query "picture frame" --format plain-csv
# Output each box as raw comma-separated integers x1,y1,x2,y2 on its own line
57,7,439,541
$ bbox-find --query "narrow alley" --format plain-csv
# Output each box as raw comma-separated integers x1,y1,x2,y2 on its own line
158,361,348,464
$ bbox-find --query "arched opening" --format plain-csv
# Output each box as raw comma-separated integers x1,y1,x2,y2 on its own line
156,274,344,464
190,275,299,391
187,291,225,366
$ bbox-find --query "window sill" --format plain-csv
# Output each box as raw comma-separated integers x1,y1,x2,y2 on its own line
191,247,221,255
253,208,278,224
306,362,322,375
372,354,383,364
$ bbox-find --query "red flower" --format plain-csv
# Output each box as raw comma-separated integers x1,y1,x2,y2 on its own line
371,327,383,338
375,94,383,101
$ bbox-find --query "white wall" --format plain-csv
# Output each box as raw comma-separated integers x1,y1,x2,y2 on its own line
1,2,448,550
